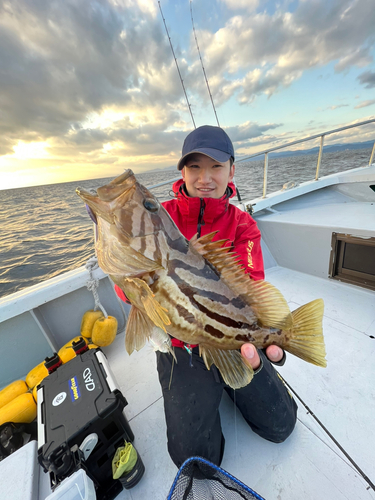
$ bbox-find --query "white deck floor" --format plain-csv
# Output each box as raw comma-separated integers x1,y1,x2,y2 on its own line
96,266,375,500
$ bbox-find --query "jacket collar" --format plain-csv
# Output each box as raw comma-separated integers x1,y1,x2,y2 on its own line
171,179,236,222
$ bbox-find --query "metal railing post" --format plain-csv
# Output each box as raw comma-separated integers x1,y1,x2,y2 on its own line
369,140,375,166
315,135,325,180
262,153,268,198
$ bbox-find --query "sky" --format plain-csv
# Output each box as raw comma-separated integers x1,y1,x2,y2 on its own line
1,0,375,190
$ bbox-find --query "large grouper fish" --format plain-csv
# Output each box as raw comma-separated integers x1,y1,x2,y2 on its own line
76,170,326,389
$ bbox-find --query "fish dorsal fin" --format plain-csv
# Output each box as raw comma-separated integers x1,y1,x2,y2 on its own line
125,306,154,355
190,232,239,270
199,345,254,390
122,278,171,331
190,233,292,330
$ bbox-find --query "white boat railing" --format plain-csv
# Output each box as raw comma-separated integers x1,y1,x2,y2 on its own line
236,119,375,198
147,177,181,190
146,120,375,198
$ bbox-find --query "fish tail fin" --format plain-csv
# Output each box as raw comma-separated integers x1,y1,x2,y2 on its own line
284,299,327,367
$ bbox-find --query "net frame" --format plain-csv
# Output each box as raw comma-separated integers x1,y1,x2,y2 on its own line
167,456,265,500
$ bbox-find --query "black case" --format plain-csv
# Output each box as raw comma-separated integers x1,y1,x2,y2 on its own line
37,348,134,500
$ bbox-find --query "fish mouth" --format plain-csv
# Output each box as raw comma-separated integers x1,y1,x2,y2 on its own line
75,186,97,202
97,169,136,201
76,170,137,223
76,169,135,202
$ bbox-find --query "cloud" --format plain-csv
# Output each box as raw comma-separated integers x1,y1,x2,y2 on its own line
1,0,375,179
226,121,282,142
354,100,375,109
357,70,375,88
195,0,375,103
323,104,350,111
0,0,181,148
221,0,259,12
334,47,372,72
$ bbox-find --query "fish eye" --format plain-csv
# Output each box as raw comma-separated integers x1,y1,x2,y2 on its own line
143,198,159,213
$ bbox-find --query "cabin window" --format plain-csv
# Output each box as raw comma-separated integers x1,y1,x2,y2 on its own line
329,233,375,291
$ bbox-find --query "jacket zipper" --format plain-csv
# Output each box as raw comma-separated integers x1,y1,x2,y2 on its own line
197,199,206,238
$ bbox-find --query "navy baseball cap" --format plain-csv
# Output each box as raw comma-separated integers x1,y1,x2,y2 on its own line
177,125,235,170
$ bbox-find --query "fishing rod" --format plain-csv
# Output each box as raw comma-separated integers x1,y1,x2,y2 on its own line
159,2,242,200
158,1,196,128
278,373,375,492
189,1,242,201
190,0,220,127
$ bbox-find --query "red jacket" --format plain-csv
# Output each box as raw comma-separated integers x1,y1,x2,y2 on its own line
114,180,265,348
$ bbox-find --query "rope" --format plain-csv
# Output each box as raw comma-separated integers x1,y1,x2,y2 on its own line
85,256,108,318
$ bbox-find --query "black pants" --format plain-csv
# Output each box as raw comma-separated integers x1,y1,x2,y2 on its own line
156,347,297,468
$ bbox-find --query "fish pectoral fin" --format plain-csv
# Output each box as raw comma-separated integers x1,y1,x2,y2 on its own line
141,295,170,332
199,346,254,390
124,277,171,332
125,306,154,355
284,298,327,367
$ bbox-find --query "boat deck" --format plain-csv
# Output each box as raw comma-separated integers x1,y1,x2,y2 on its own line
90,265,375,500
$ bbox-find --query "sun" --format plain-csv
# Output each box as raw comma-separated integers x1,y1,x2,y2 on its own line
12,141,50,160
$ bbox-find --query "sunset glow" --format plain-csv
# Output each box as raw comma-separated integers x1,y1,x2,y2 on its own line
0,0,374,190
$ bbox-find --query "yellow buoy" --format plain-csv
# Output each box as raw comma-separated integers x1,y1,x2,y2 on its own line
0,380,29,410
91,316,118,346
0,393,37,426
58,336,89,363
26,362,49,390
81,310,104,338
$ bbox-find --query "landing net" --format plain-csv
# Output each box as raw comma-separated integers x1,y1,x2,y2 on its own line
167,456,265,500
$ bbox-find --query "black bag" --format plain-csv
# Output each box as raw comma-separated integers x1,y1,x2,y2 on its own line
0,421,37,461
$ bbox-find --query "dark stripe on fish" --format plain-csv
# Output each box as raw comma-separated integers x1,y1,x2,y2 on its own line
176,304,196,324
166,233,235,284
168,263,229,304
169,260,247,310
173,278,257,333
170,258,221,282
177,282,229,309
192,299,257,332
204,324,225,339
165,233,189,254
235,333,255,342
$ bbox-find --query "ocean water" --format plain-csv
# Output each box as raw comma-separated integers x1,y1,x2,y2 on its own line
0,148,372,298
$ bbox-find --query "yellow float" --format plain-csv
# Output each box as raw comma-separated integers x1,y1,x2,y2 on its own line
26,362,49,390
0,380,28,410
0,393,37,426
80,309,104,338
91,316,118,346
